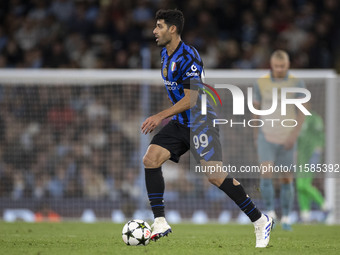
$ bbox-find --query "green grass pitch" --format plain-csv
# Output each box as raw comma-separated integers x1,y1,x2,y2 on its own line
0,222,339,255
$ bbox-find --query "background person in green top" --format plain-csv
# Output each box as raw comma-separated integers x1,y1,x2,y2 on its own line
297,111,329,222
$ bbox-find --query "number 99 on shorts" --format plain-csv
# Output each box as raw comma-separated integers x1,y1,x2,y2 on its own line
193,134,209,149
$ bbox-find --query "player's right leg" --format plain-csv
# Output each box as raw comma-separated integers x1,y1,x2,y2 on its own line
211,173,274,248
195,123,274,247
143,144,172,241
202,161,274,248
260,162,277,221
257,131,277,221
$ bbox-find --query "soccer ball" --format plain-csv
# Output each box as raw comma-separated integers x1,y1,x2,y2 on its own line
122,219,151,246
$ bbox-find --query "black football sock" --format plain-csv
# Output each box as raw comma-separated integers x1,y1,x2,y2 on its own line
145,167,165,218
219,177,262,222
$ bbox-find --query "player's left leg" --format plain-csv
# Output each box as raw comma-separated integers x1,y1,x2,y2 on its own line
296,177,313,222
277,144,296,231
202,160,274,248
280,176,294,231
305,149,329,221
143,144,172,240
260,162,276,220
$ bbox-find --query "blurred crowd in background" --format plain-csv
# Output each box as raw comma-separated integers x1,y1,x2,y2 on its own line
0,85,144,201
0,0,339,70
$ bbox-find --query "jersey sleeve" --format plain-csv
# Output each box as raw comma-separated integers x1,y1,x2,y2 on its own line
295,79,306,98
180,50,204,90
181,65,203,90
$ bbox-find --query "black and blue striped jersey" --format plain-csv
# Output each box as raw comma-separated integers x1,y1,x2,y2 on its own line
160,41,216,128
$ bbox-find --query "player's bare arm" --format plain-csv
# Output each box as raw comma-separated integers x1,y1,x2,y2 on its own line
141,89,198,134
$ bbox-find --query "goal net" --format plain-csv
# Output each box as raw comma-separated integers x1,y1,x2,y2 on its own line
0,69,338,224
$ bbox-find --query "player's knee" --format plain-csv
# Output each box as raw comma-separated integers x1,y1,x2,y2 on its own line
143,154,161,168
208,177,224,187
232,178,240,185
281,177,293,184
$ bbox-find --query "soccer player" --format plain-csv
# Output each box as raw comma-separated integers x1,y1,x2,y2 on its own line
253,50,307,230
142,9,273,248
297,111,328,222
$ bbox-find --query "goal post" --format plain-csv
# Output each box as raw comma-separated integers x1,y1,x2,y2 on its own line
0,69,338,224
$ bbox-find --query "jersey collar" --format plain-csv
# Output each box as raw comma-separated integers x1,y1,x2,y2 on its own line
270,71,289,81
166,41,183,58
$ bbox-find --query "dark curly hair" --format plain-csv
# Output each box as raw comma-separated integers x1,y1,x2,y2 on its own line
155,9,184,35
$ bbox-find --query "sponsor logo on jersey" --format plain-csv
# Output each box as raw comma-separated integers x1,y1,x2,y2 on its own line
186,64,199,77
186,72,200,77
163,80,177,86
163,80,178,90
167,86,178,90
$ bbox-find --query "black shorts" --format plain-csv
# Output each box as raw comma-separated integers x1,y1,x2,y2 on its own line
150,120,222,163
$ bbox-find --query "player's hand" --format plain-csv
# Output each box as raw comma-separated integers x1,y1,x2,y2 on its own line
141,114,163,134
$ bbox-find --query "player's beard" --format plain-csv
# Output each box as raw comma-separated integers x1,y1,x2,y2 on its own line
273,71,288,78
157,37,171,47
